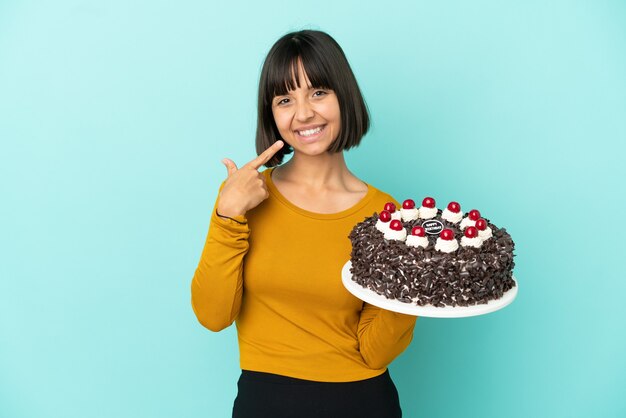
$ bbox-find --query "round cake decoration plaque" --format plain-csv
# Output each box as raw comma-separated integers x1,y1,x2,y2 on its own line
422,220,444,235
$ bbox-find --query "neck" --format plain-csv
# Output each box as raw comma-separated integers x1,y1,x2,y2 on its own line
276,150,350,189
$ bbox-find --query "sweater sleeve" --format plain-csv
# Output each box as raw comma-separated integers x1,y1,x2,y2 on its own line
190,182,250,332
357,303,418,369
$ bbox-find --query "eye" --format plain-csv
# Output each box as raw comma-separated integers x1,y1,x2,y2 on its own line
313,90,328,97
275,98,289,106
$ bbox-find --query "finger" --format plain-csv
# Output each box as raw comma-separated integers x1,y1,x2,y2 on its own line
222,158,238,177
247,140,284,170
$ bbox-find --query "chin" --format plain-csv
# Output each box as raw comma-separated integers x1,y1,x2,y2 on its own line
294,143,334,155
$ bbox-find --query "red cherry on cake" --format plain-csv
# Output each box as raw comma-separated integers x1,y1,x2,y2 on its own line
465,226,479,238
475,218,487,230
379,210,392,223
469,209,481,221
447,201,461,213
402,199,415,209
440,229,455,240
411,226,425,237
390,220,403,231
384,202,396,213
422,197,436,208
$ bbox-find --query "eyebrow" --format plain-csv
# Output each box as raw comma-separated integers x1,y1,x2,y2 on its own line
275,86,328,97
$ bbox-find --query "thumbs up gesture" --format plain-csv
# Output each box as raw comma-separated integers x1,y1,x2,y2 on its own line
216,140,284,218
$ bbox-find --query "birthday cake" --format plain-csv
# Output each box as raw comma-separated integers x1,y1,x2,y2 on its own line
348,198,516,307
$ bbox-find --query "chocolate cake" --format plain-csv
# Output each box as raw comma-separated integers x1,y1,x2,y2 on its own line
348,198,516,308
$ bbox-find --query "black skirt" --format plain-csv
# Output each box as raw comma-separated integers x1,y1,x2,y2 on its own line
232,369,402,418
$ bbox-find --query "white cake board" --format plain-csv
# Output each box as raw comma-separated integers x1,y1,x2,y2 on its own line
341,261,518,318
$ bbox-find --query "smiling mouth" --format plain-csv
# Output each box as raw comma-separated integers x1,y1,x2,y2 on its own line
296,125,326,137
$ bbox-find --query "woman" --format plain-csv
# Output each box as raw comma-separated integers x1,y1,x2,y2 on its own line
191,29,417,418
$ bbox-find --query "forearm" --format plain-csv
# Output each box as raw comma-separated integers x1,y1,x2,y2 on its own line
357,305,417,369
191,207,249,332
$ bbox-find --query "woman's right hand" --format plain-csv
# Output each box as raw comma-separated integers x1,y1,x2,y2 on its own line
216,140,284,218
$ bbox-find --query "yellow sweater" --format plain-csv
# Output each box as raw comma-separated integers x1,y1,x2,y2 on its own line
191,167,417,382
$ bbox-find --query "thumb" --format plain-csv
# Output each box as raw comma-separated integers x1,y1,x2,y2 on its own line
222,158,238,177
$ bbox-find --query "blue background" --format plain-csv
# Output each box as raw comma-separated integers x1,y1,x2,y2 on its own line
1,1,625,417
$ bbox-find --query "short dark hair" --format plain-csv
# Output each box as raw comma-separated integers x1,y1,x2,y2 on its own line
256,30,370,167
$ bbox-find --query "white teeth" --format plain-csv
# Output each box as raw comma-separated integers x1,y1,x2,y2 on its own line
297,126,323,136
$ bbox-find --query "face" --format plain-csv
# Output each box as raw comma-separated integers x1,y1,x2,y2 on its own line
271,60,341,156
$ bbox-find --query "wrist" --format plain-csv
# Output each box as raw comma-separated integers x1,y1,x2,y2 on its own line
217,200,246,218
215,208,247,224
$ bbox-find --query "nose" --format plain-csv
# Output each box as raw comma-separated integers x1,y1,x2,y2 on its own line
294,98,314,121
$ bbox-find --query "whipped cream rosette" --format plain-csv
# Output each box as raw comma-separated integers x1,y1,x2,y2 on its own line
475,218,493,241
375,210,392,233
418,197,437,219
399,199,419,221
460,226,482,248
405,226,429,248
460,209,481,229
381,202,402,221
441,201,463,223
435,228,459,253
383,220,407,241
